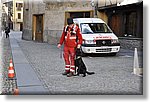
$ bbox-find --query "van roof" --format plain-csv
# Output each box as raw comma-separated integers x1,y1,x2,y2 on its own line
73,18,105,24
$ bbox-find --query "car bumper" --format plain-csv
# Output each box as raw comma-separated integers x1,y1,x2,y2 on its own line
81,46,120,53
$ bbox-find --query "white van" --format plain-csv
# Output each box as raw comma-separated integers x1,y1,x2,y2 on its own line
73,18,120,55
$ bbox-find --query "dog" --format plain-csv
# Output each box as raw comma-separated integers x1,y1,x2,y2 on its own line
75,49,95,77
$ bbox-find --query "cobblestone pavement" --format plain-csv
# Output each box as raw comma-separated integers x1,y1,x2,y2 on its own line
0,32,2,94
1,31,142,95
0,31,17,95
11,31,142,95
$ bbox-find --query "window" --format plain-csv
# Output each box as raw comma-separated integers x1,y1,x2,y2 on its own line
16,3,23,11
18,13,21,19
65,11,93,25
70,12,90,18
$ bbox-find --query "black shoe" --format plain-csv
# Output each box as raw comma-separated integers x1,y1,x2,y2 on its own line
67,72,76,77
62,72,69,75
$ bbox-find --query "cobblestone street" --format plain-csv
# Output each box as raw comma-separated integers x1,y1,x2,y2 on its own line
1,31,143,95
17,31,143,94
0,32,2,94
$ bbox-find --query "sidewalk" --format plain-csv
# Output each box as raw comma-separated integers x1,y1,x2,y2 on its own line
9,31,49,94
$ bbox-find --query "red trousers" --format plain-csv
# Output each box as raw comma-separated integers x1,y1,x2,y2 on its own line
63,46,76,73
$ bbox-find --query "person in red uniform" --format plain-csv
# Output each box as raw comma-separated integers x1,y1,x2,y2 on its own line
57,18,83,77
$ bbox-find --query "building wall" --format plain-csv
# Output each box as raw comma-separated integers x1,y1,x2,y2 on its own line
97,12,108,23
1,0,13,30
23,0,46,41
44,1,92,44
98,0,123,7
0,1,2,31
119,38,143,51
22,0,93,44
97,0,143,50
13,0,23,31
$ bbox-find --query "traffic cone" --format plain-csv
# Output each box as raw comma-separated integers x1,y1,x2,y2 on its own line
133,48,143,76
13,88,19,95
8,59,15,78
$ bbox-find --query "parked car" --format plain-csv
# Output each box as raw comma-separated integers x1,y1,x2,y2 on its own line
73,18,120,56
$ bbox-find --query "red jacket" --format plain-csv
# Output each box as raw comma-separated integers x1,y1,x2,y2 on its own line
59,24,83,48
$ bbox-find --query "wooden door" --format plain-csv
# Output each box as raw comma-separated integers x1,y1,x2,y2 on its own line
125,12,137,36
20,23,23,31
109,14,121,36
32,14,43,42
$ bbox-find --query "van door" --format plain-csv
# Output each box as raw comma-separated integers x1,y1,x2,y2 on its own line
32,14,43,42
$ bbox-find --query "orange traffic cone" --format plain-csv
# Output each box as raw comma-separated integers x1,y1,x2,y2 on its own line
14,88,19,95
8,59,15,78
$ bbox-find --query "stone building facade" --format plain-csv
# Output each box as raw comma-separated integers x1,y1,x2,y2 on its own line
22,0,93,44
1,0,13,30
0,1,2,31
96,0,143,50
13,0,23,31
22,0,143,50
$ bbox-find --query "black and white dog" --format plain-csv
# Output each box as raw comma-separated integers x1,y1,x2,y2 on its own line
75,49,95,77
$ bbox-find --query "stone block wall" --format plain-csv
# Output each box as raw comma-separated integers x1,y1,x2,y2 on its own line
22,29,32,41
44,30,62,45
119,38,143,51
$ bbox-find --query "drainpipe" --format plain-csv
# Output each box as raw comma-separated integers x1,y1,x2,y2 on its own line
95,0,98,17
90,0,98,18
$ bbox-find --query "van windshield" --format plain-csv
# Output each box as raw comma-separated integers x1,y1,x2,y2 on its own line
80,23,112,34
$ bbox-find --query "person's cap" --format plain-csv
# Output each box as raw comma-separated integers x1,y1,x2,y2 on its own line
67,18,74,25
